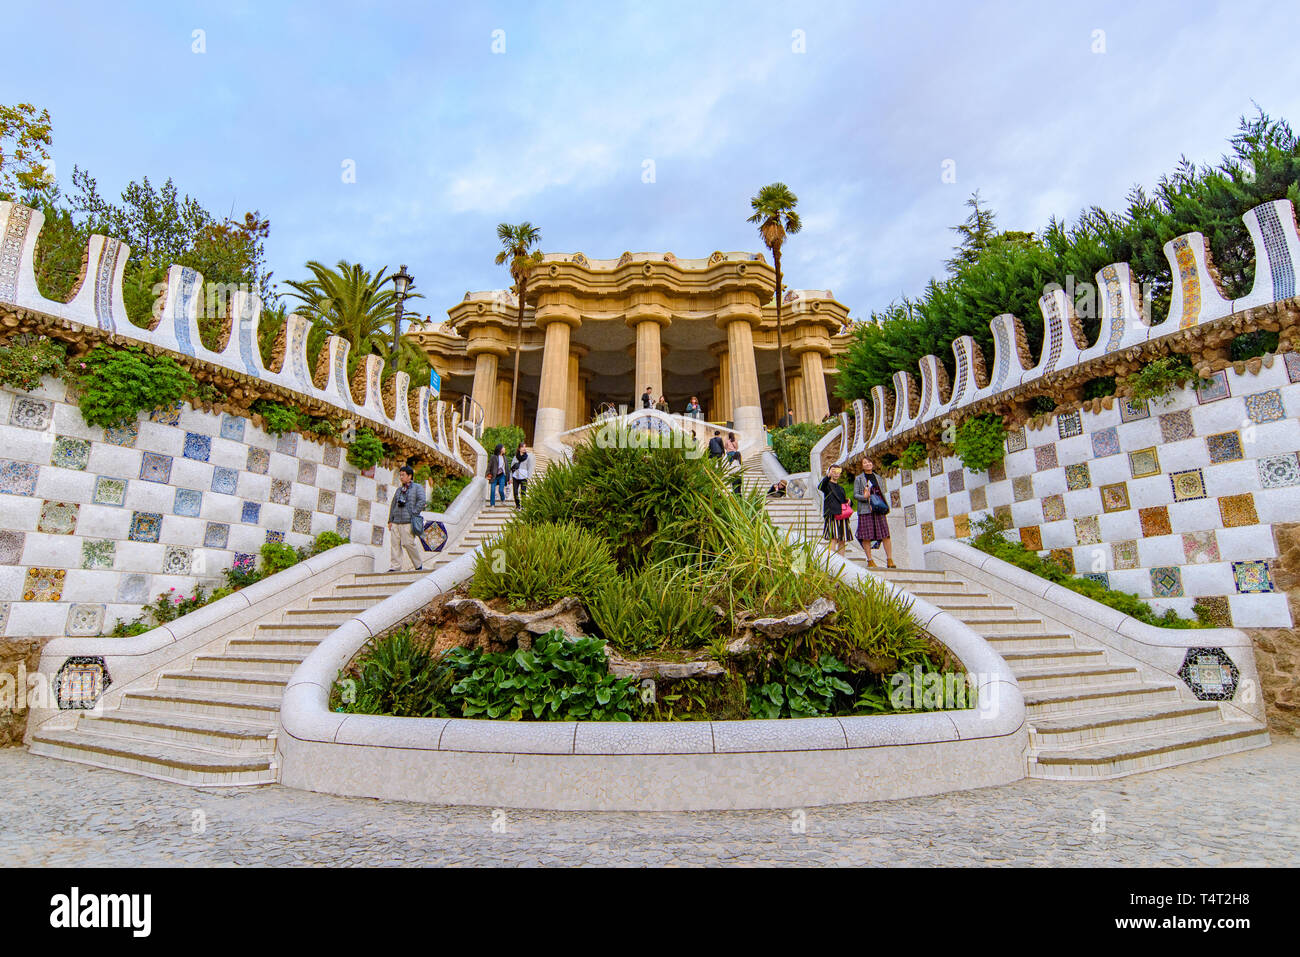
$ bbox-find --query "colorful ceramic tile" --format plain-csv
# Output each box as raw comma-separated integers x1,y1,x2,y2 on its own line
362,466,376,479
163,546,192,576
1112,540,1139,570
1232,560,1274,593
232,552,257,575
174,488,202,517
1041,493,1066,523
1139,505,1171,537
1286,351,1300,384
1178,648,1239,701
1182,530,1219,564
270,478,291,505
183,432,211,462
1259,452,1300,489
1048,548,1074,573
276,432,298,455
211,467,238,495
1064,462,1092,491
987,462,1006,483
1195,596,1232,627
1019,525,1042,550
149,402,183,426
117,574,149,603
246,446,270,474
1150,566,1184,598
916,480,929,503
103,424,138,447
139,452,173,484
1100,482,1130,513
1091,427,1120,458
91,476,126,507
968,486,987,511
1034,445,1059,471
901,470,912,487
1169,468,1207,502
1206,431,1243,464
241,501,261,524
323,445,342,468
0,529,24,564
376,484,388,501
336,517,352,540
128,511,162,543
952,512,970,538
204,522,230,549
945,469,964,493
265,530,285,544
933,496,949,520
1006,429,1027,453
1075,515,1101,545
1057,411,1082,439
23,567,65,602
1196,370,1230,404
920,522,935,545
1158,410,1195,444
928,453,943,477
371,526,385,546
0,459,40,496
37,501,79,535
341,472,358,496
356,499,371,522
9,397,52,430
1128,447,1160,479
1119,397,1149,423
220,414,247,442
318,489,336,514
1219,493,1258,528
1012,475,1035,502
292,508,312,534
63,606,105,639
298,461,317,485
1244,389,1285,424
50,436,91,471
81,539,115,570
993,504,1012,526
889,489,902,509
1082,572,1109,588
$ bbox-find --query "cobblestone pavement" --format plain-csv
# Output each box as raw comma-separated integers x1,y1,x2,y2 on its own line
1,741,1297,866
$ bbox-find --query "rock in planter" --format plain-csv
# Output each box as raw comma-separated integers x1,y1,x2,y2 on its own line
605,652,727,680
445,596,589,647
749,596,837,639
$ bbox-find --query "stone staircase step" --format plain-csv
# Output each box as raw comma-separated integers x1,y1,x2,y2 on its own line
193,652,306,674
1022,682,1182,718
253,622,337,639
81,709,276,751
225,637,323,656
1012,664,1140,691
966,618,1046,636
919,603,1019,621
1029,722,1271,779
282,609,364,626
124,687,282,722
157,669,289,696
352,571,428,585
1000,648,1108,669
982,632,1077,652
29,728,275,786
911,591,996,606
1028,703,1225,749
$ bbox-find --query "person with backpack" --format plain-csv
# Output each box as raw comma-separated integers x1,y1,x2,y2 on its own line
818,464,852,556
509,443,532,510
854,456,895,568
486,443,508,507
387,465,427,572
707,430,725,459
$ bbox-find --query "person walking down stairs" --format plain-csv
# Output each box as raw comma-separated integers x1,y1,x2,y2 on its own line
510,443,533,510
387,465,427,572
486,443,509,507
853,456,895,568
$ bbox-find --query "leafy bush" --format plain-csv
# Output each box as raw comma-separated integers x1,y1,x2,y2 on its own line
748,655,855,718
481,424,525,455
304,531,348,556
427,473,470,512
331,628,452,718
1229,330,1279,361
1082,375,1117,399
587,563,720,654
1125,354,1204,406
895,442,927,471
443,629,641,720
817,576,928,666
260,542,300,576
72,344,196,429
769,421,834,474
223,552,262,590
648,674,750,721
469,520,617,607
952,414,1005,473
346,428,387,470
250,398,301,434
1027,395,1057,416
0,334,68,391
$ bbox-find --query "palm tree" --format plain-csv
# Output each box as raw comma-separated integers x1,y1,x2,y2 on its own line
748,183,801,424
283,260,422,373
494,223,544,426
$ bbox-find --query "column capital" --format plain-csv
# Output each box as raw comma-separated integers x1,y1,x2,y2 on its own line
624,304,672,329
534,303,582,331
715,303,763,330
568,343,590,360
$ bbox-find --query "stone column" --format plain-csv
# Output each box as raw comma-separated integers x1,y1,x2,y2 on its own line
709,342,732,423
566,346,588,432
494,377,513,430
788,373,805,423
627,305,670,406
718,303,764,438
533,304,580,457
470,350,500,428
797,346,831,423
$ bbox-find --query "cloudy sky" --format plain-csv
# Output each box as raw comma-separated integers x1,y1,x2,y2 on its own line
15,0,1300,324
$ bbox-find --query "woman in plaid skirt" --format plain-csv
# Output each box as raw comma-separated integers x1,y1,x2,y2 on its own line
853,456,895,568
818,464,852,555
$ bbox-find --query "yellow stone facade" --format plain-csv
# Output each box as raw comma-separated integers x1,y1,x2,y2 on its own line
405,251,854,453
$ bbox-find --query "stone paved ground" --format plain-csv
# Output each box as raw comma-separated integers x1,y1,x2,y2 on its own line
1,741,1297,866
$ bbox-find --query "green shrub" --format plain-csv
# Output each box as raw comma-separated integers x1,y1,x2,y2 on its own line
953,414,1005,473
223,552,262,589
469,521,618,607
108,618,150,637
587,563,720,654
1027,395,1057,415
1125,354,1204,406
648,674,750,721
427,473,470,512
1229,330,1279,362
481,424,525,455
443,629,641,721
250,398,301,434
895,442,927,471
72,344,196,429
0,334,68,391
307,531,348,555
346,428,387,470
816,576,927,666
331,628,452,718
748,655,855,718
1082,375,1117,399
260,542,300,576
770,421,834,474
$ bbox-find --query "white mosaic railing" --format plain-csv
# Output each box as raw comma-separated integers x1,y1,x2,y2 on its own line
0,201,480,474
828,199,1300,464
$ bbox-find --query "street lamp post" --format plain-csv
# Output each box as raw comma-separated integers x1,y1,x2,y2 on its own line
391,264,413,369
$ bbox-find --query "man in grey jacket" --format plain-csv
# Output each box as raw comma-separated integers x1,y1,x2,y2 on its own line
387,465,427,572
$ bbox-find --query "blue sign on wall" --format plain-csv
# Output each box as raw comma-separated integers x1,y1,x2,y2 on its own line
429,369,441,395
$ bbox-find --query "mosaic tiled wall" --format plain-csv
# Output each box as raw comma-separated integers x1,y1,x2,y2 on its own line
0,378,397,637
894,356,1300,628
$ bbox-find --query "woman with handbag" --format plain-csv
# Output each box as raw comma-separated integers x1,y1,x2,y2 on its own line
853,456,895,568
818,464,852,556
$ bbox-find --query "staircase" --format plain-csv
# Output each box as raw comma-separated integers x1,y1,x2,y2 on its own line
28,569,435,786
869,566,1270,779
427,503,516,566
764,494,869,561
